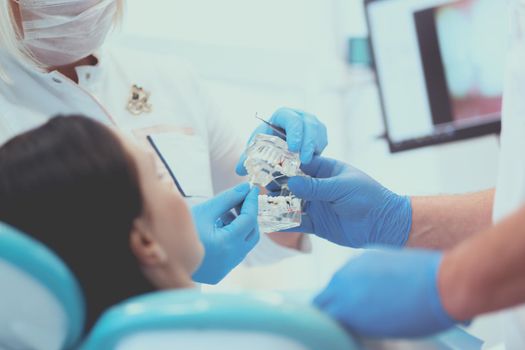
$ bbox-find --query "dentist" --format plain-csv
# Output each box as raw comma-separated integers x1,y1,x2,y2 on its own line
0,0,328,284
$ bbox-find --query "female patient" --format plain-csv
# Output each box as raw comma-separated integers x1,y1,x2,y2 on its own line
0,116,248,329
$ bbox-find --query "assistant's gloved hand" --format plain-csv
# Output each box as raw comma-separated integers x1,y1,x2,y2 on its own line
236,107,328,175
192,183,260,284
285,156,412,248
314,248,457,338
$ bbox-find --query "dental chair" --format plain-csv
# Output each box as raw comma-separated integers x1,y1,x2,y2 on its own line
0,222,85,350
81,290,359,350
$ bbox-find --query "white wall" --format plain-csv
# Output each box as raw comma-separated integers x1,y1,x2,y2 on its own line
113,0,500,293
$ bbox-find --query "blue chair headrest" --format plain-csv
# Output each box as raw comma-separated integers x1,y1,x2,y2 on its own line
82,290,358,350
0,222,86,349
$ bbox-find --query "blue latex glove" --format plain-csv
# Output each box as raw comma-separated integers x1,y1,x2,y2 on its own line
192,183,260,284
236,107,328,175
314,248,457,338
285,156,412,248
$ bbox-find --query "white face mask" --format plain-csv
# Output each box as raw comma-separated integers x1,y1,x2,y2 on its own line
17,0,117,67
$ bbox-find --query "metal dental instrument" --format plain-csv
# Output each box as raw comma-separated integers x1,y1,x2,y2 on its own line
255,114,287,139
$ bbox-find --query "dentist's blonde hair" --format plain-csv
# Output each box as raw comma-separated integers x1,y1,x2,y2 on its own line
0,0,124,81
0,0,33,80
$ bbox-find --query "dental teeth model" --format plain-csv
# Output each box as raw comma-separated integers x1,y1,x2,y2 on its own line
244,134,304,233
244,134,302,187
258,190,302,233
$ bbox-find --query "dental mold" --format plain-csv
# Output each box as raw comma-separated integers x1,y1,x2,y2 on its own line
244,134,302,187
244,134,304,233
257,190,302,233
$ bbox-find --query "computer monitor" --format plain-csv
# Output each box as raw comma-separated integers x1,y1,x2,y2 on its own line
365,0,506,153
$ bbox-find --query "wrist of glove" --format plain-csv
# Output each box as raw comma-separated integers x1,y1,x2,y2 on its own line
368,190,413,247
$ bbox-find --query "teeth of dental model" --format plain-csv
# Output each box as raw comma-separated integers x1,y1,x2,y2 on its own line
243,133,304,233
244,134,302,187
244,134,304,233
258,194,302,233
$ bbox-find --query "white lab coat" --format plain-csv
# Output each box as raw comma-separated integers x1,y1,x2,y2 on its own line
0,45,309,266
492,1,525,348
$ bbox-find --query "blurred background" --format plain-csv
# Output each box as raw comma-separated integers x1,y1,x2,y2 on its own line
108,0,501,298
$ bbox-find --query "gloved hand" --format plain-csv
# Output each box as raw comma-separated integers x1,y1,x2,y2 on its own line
314,248,457,338
236,107,328,175
285,156,412,248
192,183,260,284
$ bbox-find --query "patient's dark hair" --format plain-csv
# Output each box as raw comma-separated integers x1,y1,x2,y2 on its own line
0,116,154,331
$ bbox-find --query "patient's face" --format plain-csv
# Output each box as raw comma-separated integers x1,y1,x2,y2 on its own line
118,132,204,287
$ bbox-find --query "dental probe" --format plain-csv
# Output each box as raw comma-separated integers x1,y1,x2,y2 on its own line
255,115,287,139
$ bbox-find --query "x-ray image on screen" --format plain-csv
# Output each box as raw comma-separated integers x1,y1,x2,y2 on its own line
367,0,505,152
435,0,506,123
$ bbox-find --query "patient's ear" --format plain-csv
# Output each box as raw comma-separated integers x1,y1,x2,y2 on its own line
130,220,167,266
